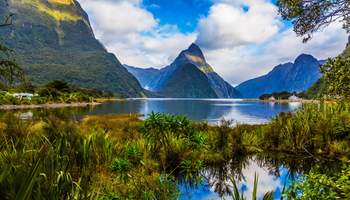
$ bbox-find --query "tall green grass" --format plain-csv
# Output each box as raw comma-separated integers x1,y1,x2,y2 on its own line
0,102,349,199
244,102,350,158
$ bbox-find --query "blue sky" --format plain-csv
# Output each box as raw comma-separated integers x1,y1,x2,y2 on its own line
143,0,213,33
78,0,348,85
142,0,284,33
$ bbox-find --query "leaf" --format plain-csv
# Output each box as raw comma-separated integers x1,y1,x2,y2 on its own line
253,173,258,200
16,159,41,200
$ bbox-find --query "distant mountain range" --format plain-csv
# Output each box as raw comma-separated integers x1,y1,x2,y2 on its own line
236,54,322,98
125,44,242,98
0,0,144,97
0,0,327,99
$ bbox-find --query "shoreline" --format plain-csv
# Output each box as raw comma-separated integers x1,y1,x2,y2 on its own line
0,102,101,110
242,98,319,103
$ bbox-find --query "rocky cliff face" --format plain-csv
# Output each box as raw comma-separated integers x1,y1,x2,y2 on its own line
0,0,144,97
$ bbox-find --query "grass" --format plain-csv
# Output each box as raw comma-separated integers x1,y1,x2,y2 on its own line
0,102,349,199
246,102,350,158
20,0,81,22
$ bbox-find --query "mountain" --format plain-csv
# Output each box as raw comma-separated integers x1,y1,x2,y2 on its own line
236,54,322,98
126,43,242,98
124,65,160,89
0,0,144,97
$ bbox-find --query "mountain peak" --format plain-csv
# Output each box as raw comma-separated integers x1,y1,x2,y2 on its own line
295,54,315,62
294,54,318,66
237,53,321,98
185,43,205,58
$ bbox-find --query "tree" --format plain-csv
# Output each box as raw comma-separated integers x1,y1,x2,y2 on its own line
0,44,24,86
278,0,350,42
321,57,350,99
0,0,24,87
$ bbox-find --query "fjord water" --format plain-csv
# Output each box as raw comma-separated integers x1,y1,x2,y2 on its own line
88,98,302,124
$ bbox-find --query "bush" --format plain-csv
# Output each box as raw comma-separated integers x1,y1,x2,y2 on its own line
285,164,350,199
321,57,350,99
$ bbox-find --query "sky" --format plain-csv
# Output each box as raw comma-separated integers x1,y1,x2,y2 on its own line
77,0,348,85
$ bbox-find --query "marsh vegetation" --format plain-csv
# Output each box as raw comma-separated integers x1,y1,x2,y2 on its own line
0,102,349,199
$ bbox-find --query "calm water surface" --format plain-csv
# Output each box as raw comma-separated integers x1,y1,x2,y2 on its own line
88,98,302,124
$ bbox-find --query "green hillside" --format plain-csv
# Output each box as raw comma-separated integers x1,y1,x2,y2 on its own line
0,0,145,97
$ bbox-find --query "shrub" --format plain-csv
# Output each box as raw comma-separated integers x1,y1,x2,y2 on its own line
321,57,350,99
285,164,350,199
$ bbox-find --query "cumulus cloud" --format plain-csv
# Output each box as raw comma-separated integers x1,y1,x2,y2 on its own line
196,0,281,49
77,0,195,67
195,0,348,85
204,22,348,85
77,0,348,85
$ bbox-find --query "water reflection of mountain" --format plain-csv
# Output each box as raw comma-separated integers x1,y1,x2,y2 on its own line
86,99,302,124
0,99,303,124
88,99,216,121
87,100,144,115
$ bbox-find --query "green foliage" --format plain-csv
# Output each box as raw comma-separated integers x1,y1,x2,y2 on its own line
141,112,205,156
97,192,121,200
42,80,70,92
0,104,350,199
321,57,350,99
125,143,142,165
141,112,207,185
305,78,327,99
179,160,204,186
0,80,114,105
111,158,131,184
244,102,350,157
285,164,350,199
0,114,111,199
0,44,24,87
277,0,350,42
343,43,350,58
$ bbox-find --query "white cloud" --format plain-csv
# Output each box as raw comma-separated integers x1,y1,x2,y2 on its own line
77,0,348,85
204,22,348,85
87,1,155,37
77,0,195,67
196,0,281,49
196,0,348,85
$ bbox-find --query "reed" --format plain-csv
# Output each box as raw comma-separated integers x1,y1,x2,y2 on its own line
0,101,349,199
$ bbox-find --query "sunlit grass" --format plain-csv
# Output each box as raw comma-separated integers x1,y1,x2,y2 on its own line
19,0,81,22
48,0,74,5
